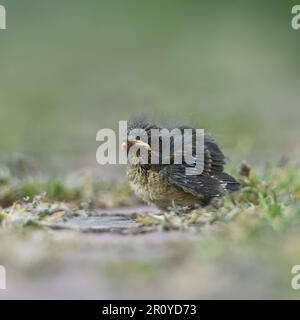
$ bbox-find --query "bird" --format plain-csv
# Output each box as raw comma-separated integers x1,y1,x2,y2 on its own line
123,116,240,211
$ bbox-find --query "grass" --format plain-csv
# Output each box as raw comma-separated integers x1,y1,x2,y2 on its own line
1,155,300,238
0,156,139,211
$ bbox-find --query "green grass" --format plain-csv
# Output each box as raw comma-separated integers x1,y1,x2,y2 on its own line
0,159,138,211
1,157,300,241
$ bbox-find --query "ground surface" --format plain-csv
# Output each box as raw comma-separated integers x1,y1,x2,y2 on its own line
1,159,300,299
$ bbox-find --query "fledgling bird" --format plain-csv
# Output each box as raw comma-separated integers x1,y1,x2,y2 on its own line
123,117,240,211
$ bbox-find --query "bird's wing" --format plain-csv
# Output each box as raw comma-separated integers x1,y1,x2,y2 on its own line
161,132,240,198
168,128,226,173
161,164,240,198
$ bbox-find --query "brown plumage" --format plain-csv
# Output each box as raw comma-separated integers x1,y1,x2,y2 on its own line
124,117,240,211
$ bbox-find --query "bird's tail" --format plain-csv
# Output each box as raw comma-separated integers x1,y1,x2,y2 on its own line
218,172,240,193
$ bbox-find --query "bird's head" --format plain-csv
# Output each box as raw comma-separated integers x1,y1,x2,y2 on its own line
122,138,152,165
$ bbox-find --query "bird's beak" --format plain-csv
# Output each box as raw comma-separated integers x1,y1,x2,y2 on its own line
122,139,151,151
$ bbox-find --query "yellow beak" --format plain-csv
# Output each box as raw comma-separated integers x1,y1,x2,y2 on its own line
122,139,151,151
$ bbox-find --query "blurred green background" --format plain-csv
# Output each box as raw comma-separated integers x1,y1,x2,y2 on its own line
0,0,299,175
